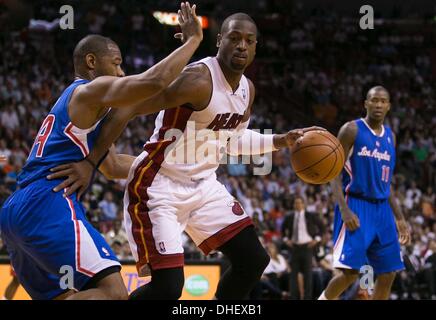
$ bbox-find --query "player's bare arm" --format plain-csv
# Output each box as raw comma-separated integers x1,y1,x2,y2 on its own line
388,133,411,245
48,146,135,198
130,63,213,116
330,121,360,231
69,2,203,129
49,63,213,196
227,78,326,156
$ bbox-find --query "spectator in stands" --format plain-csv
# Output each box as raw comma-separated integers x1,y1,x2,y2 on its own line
282,196,325,299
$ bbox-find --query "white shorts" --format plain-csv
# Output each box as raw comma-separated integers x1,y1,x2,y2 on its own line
124,151,252,276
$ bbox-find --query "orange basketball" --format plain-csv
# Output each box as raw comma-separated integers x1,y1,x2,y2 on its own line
290,130,345,184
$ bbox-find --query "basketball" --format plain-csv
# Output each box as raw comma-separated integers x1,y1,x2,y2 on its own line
290,130,345,184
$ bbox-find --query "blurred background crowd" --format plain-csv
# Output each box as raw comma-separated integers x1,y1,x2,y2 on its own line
1,0,436,299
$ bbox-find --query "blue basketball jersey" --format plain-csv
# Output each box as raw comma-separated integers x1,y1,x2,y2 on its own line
341,118,396,200
18,79,105,188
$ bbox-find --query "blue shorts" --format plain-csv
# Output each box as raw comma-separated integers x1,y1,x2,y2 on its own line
0,179,120,300
332,196,404,275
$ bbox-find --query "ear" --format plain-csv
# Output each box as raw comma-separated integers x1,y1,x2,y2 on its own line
85,53,97,70
216,34,222,48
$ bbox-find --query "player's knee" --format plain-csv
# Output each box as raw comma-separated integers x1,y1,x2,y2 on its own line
256,247,271,274
377,271,396,283
341,269,359,282
239,246,270,278
100,278,128,300
162,281,184,300
94,271,129,300
151,267,185,300
107,285,129,300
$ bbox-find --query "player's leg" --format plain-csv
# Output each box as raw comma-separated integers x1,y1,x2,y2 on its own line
2,182,126,300
1,204,72,300
320,269,359,300
186,178,269,300
371,272,396,300
367,200,405,300
51,193,127,300
129,267,185,300
66,268,127,300
215,225,270,299
319,199,367,300
124,168,191,300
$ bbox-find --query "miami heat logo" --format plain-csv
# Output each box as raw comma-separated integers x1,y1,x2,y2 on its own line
231,201,244,216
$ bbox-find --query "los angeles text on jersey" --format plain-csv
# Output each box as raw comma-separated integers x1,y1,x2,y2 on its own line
171,304,261,317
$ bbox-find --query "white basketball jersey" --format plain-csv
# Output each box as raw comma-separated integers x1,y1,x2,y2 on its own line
144,56,251,182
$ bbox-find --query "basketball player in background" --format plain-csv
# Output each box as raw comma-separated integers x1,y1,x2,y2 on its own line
0,2,202,300
49,13,324,300
318,86,410,300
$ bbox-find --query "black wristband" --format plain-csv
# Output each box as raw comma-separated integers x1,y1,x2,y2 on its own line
96,150,110,170
84,157,97,170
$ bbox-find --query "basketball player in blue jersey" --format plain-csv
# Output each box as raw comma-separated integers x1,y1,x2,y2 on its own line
318,86,411,300
0,2,202,300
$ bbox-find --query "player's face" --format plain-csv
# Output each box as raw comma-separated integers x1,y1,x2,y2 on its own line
365,90,390,122
217,20,257,72
95,45,125,78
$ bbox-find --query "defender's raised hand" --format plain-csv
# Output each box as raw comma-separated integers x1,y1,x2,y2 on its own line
174,2,203,43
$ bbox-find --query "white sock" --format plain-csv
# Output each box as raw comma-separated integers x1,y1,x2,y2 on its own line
318,291,328,300
1,296,7,300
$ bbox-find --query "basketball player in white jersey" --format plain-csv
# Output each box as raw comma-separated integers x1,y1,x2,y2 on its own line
50,13,323,299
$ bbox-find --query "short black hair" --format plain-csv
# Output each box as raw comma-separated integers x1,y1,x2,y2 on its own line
366,85,390,100
73,34,118,73
220,13,257,35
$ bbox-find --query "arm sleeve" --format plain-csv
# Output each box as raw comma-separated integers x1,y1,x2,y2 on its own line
226,128,279,156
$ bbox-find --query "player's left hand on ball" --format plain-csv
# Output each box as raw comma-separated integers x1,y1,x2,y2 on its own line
283,129,304,147
47,160,94,200
301,126,327,133
282,126,327,147
397,219,411,245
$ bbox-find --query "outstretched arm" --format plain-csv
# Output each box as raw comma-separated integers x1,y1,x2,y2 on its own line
48,64,212,197
49,146,135,198
69,2,203,128
226,79,324,156
226,127,325,156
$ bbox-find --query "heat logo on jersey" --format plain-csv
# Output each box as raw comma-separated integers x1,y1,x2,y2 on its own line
357,146,391,162
207,113,244,131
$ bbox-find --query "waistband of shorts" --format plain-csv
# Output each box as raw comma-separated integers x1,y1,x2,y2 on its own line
347,192,388,204
18,177,65,190
158,167,215,186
